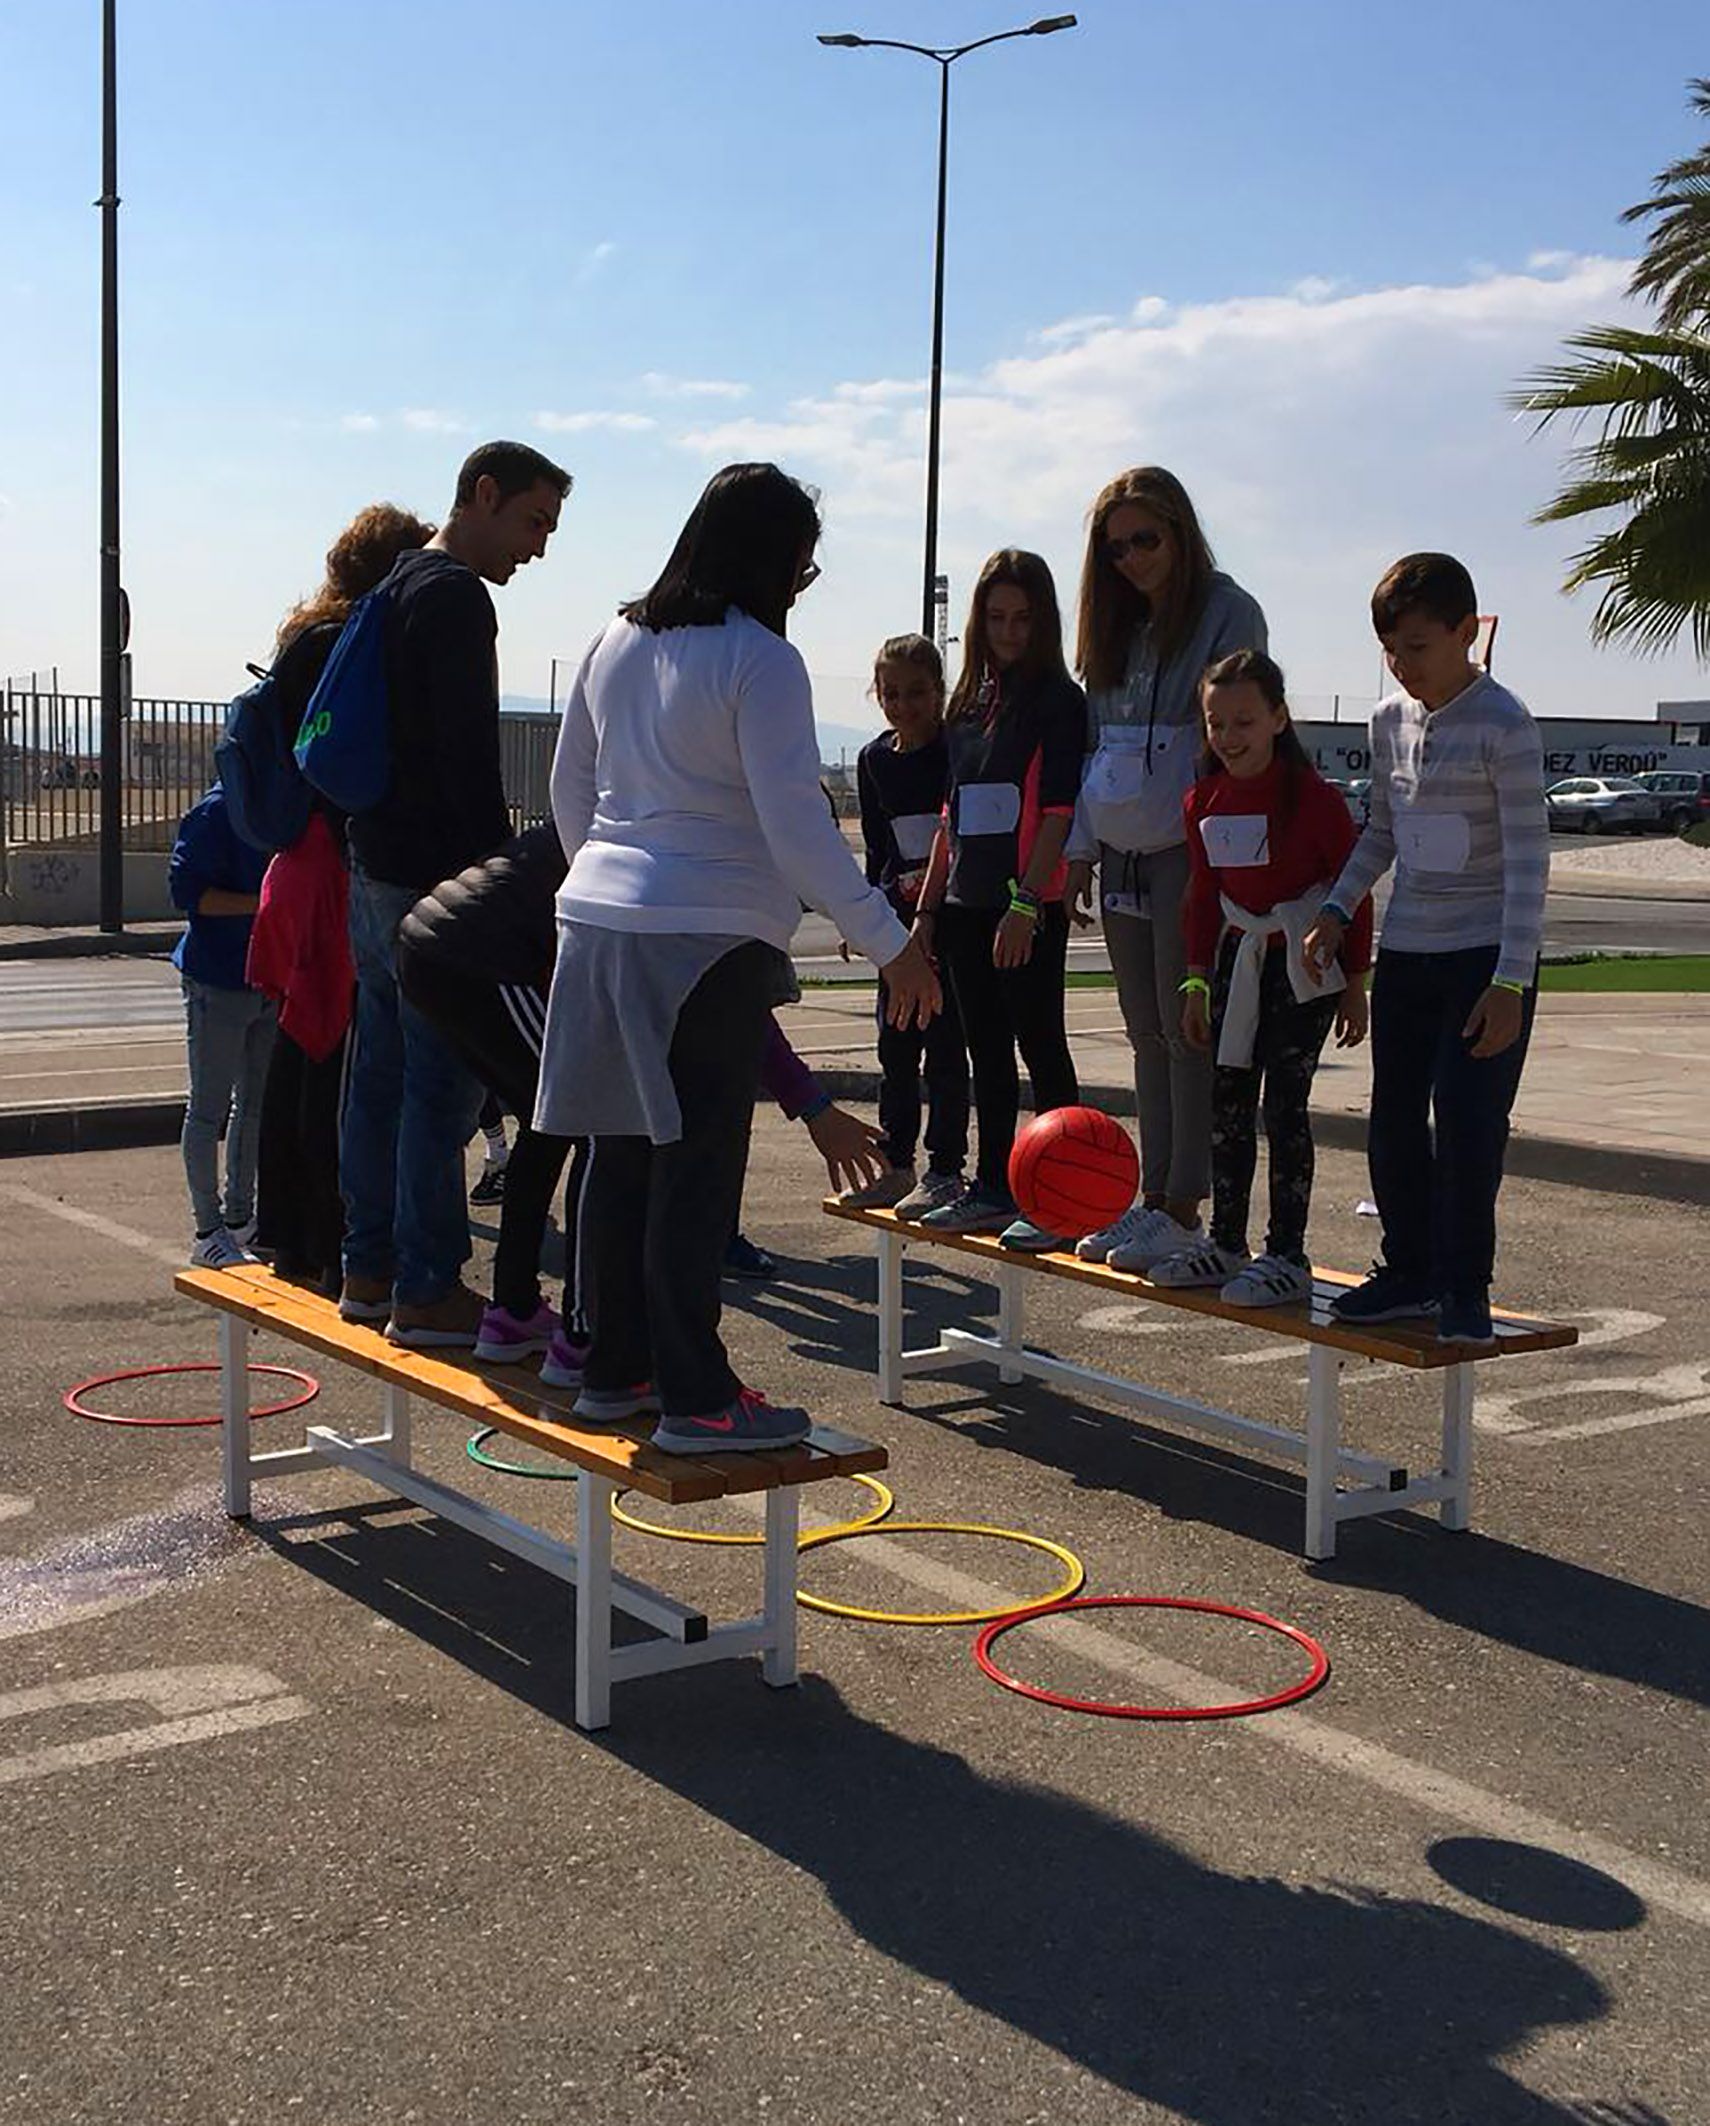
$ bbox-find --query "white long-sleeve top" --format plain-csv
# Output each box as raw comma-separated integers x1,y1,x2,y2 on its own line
550,610,909,968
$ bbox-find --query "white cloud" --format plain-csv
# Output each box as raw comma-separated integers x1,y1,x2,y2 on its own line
339,412,381,433
639,371,750,401
534,409,657,435
400,408,470,434
575,239,619,285
1033,313,1118,346
687,252,1703,717
833,377,925,404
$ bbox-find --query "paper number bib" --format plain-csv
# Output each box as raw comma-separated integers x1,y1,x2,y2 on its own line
1198,813,1270,868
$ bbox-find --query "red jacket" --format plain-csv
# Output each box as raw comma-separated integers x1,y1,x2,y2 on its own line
1183,758,1373,974
245,811,355,1062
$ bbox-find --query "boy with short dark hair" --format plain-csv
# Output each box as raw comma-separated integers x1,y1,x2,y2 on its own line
1304,552,1548,1347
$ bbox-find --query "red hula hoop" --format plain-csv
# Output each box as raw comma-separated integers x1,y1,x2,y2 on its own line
973,1594,1330,1721
63,1362,320,1430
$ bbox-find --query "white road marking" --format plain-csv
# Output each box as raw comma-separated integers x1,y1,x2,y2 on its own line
0,1178,184,1270
1074,1303,1172,1335
0,1666,309,1788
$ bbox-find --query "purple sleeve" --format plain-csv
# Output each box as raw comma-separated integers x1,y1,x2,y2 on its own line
759,1013,821,1120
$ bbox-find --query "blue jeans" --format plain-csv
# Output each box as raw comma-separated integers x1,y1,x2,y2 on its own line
340,867,485,1304
1368,944,1538,1296
181,976,277,1235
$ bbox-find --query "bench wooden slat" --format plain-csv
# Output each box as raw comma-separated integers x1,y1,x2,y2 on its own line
822,1201,1577,1368
173,1266,888,1502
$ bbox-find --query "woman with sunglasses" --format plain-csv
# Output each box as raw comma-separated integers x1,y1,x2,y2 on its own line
535,462,940,1454
1066,467,1268,1270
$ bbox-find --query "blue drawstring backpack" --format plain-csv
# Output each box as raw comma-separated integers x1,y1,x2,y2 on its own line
294,581,395,813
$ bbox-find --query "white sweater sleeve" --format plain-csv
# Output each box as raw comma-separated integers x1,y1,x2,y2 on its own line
734,639,910,968
549,639,600,865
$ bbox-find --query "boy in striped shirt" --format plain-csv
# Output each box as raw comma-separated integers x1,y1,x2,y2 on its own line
1304,553,1548,1348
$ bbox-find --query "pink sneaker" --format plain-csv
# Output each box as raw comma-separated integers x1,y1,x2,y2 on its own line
473,1301,559,1364
540,1329,592,1390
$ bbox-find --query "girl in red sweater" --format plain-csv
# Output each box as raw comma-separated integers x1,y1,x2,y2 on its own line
1139,650,1371,1305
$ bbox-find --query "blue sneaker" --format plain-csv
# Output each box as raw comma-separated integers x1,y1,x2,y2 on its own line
998,1216,1067,1254
1437,1291,1497,1350
1330,1265,1439,1325
652,1387,812,1456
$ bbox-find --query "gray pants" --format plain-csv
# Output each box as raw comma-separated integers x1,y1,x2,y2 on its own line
1100,840,1213,1203
180,975,277,1236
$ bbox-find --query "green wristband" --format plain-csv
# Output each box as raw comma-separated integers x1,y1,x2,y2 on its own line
1179,975,1211,1000
1492,978,1527,997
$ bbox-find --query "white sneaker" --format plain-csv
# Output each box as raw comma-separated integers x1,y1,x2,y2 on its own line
1148,1241,1248,1289
226,1218,258,1251
893,1168,965,1218
1109,1213,1206,1272
1076,1202,1165,1263
838,1165,918,1211
1220,1254,1313,1308
189,1226,256,1271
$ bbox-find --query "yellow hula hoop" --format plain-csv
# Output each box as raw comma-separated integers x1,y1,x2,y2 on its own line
610,1472,895,1547
794,1520,1086,1626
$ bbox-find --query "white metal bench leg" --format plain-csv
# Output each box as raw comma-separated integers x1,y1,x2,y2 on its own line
876,1228,905,1402
220,1312,252,1519
1440,1363,1474,1532
996,1263,1025,1386
380,1382,412,1467
574,1473,614,1732
1304,1344,1342,1561
761,1487,800,1688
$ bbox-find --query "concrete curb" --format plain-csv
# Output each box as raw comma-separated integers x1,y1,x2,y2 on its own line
0,928,177,962
6,1076,1708,1208
1547,870,1710,904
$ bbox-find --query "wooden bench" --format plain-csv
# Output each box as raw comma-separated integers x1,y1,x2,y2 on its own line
824,1202,1576,1561
175,1262,887,1731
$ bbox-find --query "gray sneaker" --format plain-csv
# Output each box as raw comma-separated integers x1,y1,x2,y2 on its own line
653,1388,812,1456
998,1216,1067,1254
838,1164,918,1211
916,1182,1017,1236
573,1382,662,1425
893,1168,966,1218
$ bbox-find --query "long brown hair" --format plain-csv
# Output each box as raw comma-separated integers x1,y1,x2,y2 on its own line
276,502,435,653
1196,649,1313,831
946,549,1068,721
1074,466,1217,692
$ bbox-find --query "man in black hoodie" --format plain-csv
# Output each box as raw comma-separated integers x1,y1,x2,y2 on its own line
338,440,571,1347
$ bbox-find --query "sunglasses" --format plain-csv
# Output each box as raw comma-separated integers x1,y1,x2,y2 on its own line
796,559,822,593
1105,528,1164,562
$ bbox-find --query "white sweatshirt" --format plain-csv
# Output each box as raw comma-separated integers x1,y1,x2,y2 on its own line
551,610,909,968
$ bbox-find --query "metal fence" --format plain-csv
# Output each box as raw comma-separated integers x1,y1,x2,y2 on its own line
2,682,224,853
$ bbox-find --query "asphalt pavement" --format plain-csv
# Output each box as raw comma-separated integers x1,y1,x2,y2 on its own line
1,1132,1705,2124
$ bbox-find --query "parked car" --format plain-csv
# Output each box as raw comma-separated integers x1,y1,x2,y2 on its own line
1633,768,1710,835
1544,776,1661,835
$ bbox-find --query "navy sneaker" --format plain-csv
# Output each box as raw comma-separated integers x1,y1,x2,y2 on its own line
652,1387,812,1456
998,1215,1068,1254
1330,1265,1439,1325
469,1165,507,1206
724,1233,777,1281
1437,1291,1497,1350
572,1382,662,1424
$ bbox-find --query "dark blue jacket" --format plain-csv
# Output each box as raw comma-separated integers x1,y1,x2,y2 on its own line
170,786,270,989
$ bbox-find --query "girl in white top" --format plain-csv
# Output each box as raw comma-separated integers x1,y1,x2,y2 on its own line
536,462,938,1455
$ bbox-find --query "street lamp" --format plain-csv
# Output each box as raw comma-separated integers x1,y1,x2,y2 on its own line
818,17,1076,637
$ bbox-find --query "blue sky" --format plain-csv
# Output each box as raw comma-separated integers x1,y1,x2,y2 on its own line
3,0,1708,735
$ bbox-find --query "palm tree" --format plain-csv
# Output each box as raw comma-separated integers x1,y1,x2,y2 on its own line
1514,80,1710,660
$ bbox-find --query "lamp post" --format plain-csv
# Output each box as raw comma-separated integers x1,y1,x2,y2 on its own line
98,0,126,932
818,17,1076,638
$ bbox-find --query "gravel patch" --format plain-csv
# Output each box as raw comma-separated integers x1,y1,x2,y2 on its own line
1547,833,1710,883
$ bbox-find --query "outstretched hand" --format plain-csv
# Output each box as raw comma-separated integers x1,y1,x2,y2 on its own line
806,1105,890,1193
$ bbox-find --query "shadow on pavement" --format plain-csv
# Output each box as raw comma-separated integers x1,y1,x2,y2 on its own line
252,1500,1638,2126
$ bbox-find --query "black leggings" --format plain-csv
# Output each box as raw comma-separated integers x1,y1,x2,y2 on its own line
937,902,1078,1195
1209,943,1336,1263
580,940,777,1417
396,945,585,1325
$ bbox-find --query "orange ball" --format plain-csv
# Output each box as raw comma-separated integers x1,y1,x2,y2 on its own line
1008,1106,1139,1239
